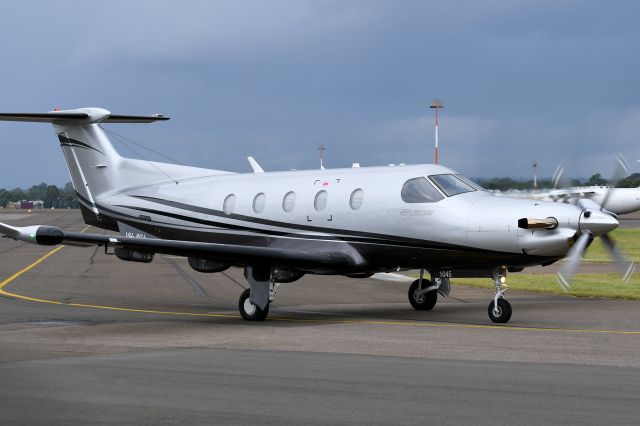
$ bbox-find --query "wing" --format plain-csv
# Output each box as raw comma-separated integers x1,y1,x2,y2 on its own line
0,222,354,272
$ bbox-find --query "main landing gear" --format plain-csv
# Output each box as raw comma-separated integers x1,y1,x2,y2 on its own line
488,268,511,323
239,288,269,321
239,266,276,321
408,279,438,310
407,269,451,311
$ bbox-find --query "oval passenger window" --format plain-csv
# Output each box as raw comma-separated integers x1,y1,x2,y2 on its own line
282,191,296,212
314,190,328,211
223,194,236,215
253,193,266,213
349,188,364,210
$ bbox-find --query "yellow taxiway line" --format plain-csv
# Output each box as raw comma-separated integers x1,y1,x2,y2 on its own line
1,229,640,335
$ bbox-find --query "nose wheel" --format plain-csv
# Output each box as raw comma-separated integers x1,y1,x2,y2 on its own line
488,298,512,323
488,268,512,323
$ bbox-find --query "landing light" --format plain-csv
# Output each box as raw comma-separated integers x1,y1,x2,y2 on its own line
500,276,506,284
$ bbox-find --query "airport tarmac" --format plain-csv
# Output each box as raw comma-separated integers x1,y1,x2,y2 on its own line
0,210,639,425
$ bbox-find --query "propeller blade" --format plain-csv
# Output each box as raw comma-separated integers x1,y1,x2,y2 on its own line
600,154,630,211
600,233,636,283
552,164,565,189
557,233,592,291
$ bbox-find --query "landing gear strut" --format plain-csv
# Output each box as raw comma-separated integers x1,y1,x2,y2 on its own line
488,268,511,323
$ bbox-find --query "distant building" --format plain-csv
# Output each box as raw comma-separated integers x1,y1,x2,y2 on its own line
5,200,44,210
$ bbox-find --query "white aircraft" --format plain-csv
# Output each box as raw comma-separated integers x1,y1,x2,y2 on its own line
497,160,640,215
499,186,640,215
544,186,640,215
0,108,635,323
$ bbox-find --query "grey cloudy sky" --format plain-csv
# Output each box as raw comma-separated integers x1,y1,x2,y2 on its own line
0,0,639,188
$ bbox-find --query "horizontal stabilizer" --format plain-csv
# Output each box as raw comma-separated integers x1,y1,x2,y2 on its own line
0,112,89,122
0,108,169,124
102,114,170,123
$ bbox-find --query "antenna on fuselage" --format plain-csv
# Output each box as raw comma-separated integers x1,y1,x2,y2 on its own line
318,144,326,170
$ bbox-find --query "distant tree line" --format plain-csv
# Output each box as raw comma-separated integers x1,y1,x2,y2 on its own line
0,182,79,209
476,173,640,192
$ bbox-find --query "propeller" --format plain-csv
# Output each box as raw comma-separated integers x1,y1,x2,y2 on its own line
552,164,565,189
598,154,629,213
600,233,637,281
555,154,635,289
557,232,593,291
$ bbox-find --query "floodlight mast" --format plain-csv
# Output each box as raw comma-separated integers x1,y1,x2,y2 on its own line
429,99,444,164
318,144,325,170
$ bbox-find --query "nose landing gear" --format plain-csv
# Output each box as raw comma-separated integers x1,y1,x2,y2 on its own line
488,268,512,323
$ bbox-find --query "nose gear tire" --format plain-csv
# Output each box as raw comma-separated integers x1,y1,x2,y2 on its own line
488,298,512,323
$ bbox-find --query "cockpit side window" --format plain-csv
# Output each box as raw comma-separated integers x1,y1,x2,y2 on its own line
401,177,445,203
429,174,476,196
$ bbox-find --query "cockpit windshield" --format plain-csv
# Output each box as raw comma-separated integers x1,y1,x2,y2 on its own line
428,174,476,197
456,174,486,191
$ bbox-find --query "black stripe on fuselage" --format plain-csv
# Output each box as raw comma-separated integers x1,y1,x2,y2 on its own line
77,196,560,268
97,207,557,270
125,195,499,253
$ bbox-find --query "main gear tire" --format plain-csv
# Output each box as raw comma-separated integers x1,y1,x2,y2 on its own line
408,279,437,311
239,288,269,321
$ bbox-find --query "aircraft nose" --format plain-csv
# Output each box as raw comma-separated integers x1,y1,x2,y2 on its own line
579,209,618,235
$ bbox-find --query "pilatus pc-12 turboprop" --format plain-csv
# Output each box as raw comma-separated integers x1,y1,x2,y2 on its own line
0,108,635,323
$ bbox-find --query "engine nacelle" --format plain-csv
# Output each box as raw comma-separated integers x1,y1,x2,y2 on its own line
188,257,230,273
114,248,154,263
272,268,305,283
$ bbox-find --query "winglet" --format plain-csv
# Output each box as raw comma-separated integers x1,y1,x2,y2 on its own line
247,157,264,173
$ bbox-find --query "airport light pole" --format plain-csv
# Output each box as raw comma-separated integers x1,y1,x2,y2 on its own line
430,99,444,164
318,144,325,170
532,161,538,189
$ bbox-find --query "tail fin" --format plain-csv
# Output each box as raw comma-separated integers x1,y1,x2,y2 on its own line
0,108,170,213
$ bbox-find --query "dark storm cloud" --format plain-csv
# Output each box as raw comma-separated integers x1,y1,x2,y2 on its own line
0,0,638,187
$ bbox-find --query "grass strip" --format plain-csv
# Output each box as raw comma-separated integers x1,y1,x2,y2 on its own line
454,273,640,300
